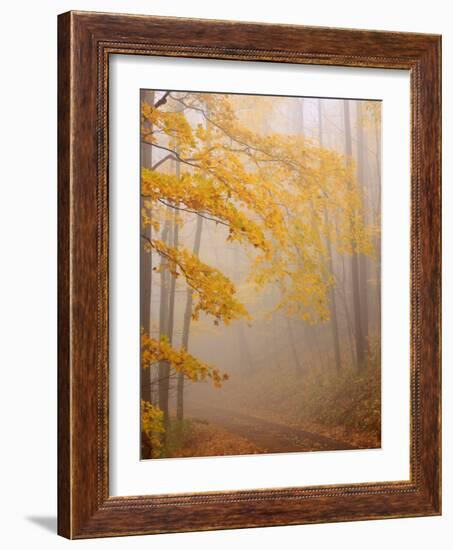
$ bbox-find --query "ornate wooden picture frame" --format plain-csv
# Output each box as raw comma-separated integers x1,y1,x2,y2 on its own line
58,10,441,539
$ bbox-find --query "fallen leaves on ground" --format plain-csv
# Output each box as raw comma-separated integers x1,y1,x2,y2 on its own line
175,419,263,458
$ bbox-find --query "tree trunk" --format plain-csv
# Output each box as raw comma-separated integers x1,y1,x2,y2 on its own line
176,214,203,422
343,100,365,370
318,99,341,371
140,90,154,403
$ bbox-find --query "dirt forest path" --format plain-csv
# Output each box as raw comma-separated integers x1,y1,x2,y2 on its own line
186,404,358,453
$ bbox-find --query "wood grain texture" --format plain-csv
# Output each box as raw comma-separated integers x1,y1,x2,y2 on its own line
57,11,71,538
57,10,441,539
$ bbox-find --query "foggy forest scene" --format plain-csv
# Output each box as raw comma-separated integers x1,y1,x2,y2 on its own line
140,89,381,459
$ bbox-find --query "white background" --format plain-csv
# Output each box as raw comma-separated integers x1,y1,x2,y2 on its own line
0,0,450,548
110,57,410,495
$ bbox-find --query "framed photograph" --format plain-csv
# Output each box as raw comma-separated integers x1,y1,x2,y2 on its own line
58,11,441,538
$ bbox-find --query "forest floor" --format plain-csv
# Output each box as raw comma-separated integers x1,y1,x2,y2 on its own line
162,361,381,458
173,418,262,457
178,404,359,457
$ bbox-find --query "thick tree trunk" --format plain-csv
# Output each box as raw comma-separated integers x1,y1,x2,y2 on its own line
343,100,365,370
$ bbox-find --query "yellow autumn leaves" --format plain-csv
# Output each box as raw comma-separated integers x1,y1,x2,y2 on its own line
148,237,248,323
141,332,228,387
140,91,377,427
141,169,268,251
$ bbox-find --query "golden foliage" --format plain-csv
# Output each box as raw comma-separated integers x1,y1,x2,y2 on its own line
141,332,229,387
141,169,268,251
141,400,164,458
140,92,379,444
147,237,248,323
142,101,196,153
141,91,376,326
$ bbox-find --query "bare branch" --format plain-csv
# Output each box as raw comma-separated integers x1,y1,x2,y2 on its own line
152,153,174,171
154,91,170,109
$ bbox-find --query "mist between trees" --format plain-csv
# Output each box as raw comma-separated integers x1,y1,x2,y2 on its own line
140,90,381,459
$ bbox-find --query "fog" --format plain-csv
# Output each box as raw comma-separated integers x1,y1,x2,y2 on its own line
140,90,381,457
